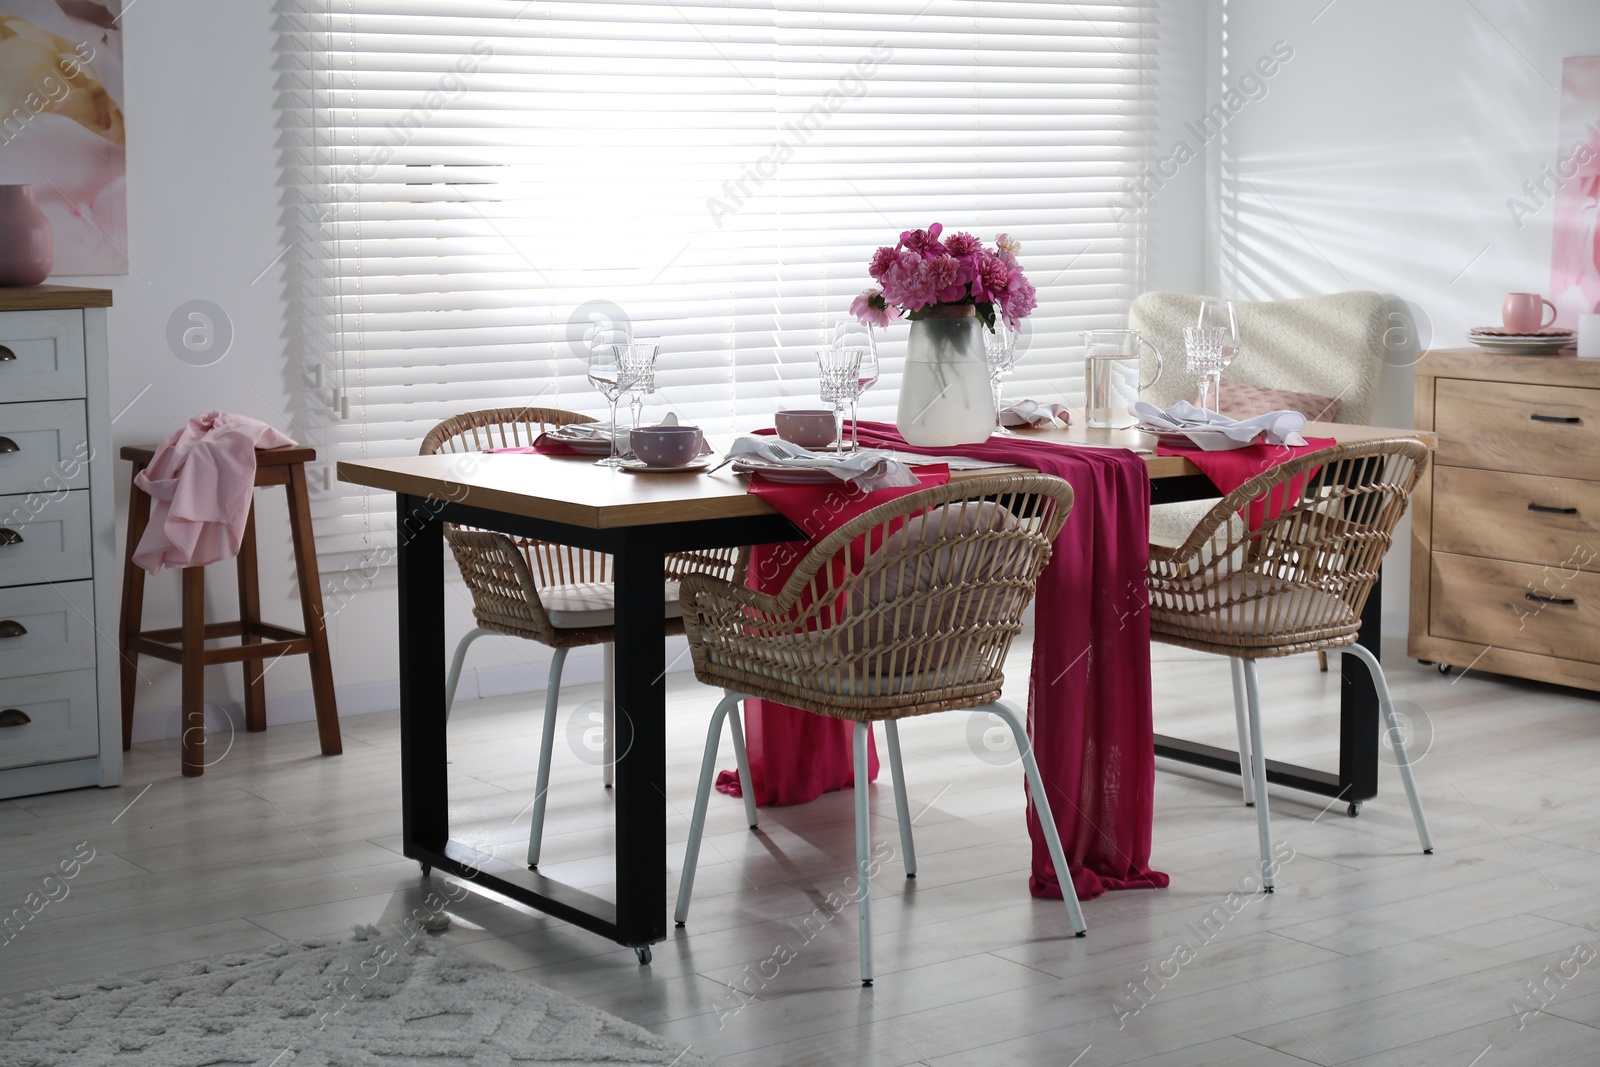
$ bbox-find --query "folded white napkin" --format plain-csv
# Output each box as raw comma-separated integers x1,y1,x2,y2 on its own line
548,422,627,442
1000,399,1072,428
727,436,920,490
1130,400,1308,452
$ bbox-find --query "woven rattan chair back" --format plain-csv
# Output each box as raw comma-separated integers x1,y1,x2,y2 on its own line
681,473,1074,721
421,408,739,646
1148,438,1429,657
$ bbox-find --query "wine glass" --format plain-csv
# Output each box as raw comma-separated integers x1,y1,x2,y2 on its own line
829,319,878,451
816,346,865,454
587,342,650,467
1192,299,1239,411
984,319,1021,437
625,336,660,436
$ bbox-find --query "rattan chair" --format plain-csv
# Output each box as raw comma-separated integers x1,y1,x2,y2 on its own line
1147,438,1435,891
673,473,1087,985
421,407,749,866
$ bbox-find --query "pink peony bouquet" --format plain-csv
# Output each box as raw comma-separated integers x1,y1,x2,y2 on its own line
851,223,1037,332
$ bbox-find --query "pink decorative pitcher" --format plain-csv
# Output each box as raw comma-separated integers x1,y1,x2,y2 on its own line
0,185,53,286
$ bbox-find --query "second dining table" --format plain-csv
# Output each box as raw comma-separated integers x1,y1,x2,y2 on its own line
337,417,1422,959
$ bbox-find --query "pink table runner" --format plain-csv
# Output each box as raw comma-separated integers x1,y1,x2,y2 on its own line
737,422,1168,902
715,466,951,806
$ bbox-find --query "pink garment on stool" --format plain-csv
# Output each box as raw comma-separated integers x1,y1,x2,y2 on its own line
131,412,297,575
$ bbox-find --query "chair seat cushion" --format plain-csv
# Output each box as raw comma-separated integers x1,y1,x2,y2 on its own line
543,580,683,629
1149,573,1357,648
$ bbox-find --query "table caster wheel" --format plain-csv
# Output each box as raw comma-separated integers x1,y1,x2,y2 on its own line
1347,802,1362,818
635,945,652,965
419,863,431,876
1437,663,1452,675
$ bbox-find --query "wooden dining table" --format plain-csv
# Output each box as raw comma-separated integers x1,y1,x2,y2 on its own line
337,418,1426,958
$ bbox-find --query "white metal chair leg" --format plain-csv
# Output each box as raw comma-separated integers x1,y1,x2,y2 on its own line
725,696,758,829
1229,657,1254,807
675,691,748,925
986,701,1088,936
883,721,918,878
526,646,569,867
853,720,875,986
1343,642,1434,854
445,626,491,716
1240,660,1275,891
602,643,615,788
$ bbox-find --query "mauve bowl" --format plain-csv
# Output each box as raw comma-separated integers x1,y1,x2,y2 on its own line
630,425,704,467
774,409,837,448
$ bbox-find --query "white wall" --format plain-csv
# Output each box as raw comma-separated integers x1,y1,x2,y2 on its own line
48,0,584,743
1192,0,1600,628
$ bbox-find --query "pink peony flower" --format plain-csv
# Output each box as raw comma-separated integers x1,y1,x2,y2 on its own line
898,222,946,258
882,249,935,310
972,252,1012,304
998,278,1037,329
868,245,897,281
851,288,901,329
944,231,983,257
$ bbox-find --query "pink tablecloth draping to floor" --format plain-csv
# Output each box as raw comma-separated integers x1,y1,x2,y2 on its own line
714,465,951,807
731,422,1168,902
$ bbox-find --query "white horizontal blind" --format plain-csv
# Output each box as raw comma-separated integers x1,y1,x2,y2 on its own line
276,0,1153,561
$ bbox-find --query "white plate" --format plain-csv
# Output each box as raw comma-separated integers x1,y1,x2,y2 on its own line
1467,336,1575,355
618,456,716,474
731,460,850,484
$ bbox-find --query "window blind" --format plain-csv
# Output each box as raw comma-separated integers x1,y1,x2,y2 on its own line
275,0,1154,562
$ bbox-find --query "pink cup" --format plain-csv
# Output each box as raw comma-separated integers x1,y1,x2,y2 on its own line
1503,292,1557,333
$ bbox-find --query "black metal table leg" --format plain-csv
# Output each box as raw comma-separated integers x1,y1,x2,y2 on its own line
398,494,449,858
1340,571,1382,805
610,529,668,950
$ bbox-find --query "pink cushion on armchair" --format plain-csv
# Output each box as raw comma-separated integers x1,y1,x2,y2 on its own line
1220,381,1341,422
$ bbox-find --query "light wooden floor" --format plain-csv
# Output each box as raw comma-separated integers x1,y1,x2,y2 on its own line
6,635,1600,1066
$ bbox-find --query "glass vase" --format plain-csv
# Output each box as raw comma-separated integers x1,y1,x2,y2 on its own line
895,307,994,446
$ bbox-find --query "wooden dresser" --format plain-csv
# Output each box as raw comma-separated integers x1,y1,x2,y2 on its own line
1410,348,1600,691
0,285,120,798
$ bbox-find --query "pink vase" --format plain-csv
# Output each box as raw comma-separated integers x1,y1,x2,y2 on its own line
0,185,53,286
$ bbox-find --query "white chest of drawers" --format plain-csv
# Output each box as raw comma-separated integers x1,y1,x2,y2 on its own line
0,285,120,798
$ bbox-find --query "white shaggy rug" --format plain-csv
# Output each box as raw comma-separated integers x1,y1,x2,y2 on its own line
0,938,710,1066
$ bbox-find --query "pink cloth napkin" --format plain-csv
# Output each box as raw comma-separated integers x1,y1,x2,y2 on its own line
131,413,296,575
1156,436,1337,530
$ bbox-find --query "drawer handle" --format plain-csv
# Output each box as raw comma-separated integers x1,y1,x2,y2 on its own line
0,345,13,362
1530,413,1583,424
0,709,28,727
0,620,25,638
0,528,18,546
0,437,16,454
1525,592,1576,606
1528,503,1580,515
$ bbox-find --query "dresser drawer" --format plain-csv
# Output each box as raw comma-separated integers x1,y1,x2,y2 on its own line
0,580,96,679
0,668,98,770
0,490,93,587
0,310,86,402
0,400,90,496
1430,552,1600,663
1435,379,1600,481
1432,466,1600,572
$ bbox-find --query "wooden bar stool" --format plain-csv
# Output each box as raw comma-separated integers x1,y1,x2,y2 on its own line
118,444,341,776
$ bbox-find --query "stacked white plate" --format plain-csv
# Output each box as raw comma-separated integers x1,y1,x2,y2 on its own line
1468,328,1575,355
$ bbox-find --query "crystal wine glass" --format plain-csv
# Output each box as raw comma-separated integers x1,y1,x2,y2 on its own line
588,343,648,467
829,319,878,451
1192,299,1239,411
984,319,1021,437
625,336,660,437
817,346,866,453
